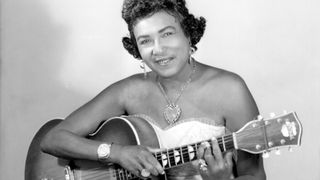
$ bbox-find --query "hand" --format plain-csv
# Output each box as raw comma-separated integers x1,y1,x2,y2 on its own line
110,144,164,178
197,138,233,180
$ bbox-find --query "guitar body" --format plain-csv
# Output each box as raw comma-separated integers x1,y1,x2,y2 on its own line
25,116,161,180
25,119,70,180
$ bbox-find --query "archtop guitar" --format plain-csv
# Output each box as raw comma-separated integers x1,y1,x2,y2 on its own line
25,112,302,180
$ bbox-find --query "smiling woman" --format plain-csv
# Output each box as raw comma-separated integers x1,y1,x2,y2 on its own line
1,0,318,179
38,0,267,180
133,11,193,79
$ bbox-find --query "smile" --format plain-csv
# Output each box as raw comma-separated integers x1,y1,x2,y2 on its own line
155,57,173,66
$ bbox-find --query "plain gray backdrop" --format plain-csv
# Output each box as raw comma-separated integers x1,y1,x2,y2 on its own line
1,0,319,179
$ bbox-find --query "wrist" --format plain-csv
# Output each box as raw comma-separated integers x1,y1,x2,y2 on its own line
108,143,122,163
97,143,113,162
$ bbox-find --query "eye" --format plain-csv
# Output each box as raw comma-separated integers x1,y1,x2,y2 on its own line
139,39,151,45
163,32,174,37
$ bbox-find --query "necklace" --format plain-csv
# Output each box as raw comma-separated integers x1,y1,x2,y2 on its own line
157,61,196,125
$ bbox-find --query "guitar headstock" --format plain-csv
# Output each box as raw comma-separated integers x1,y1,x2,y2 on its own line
235,111,302,157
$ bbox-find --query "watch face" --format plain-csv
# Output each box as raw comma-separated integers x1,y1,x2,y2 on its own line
98,143,111,159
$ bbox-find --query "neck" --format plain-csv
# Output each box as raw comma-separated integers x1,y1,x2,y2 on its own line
157,61,196,89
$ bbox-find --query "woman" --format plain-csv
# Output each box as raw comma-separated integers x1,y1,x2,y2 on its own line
41,0,266,179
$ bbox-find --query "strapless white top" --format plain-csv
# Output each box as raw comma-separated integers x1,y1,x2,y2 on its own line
130,114,234,180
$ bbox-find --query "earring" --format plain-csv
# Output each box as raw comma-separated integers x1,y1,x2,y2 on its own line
140,60,147,79
188,47,196,64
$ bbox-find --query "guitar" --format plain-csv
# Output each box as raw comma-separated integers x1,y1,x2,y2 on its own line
25,112,302,180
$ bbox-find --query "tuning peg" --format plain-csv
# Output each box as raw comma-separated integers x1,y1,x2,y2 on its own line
269,112,276,117
275,149,281,155
262,151,270,158
288,146,293,152
257,115,263,121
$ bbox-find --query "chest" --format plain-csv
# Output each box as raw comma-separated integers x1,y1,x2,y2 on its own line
125,86,226,129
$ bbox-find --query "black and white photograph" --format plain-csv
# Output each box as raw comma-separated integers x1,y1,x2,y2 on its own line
1,0,319,179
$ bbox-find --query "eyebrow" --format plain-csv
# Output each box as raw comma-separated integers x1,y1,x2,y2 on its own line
136,26,176,42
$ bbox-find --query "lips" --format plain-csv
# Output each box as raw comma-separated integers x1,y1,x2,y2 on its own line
155,57,173,66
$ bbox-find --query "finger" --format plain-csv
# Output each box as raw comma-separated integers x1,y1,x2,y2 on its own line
137,153,159,176
145,154,165,175
126,161,144,177
224,151,233,168
136,146,159,175
201,141,216,168
142,162,158,176
210,138,223,162
145,146,165,175
197,142,207,159
146,146,166,153
140,168,151,178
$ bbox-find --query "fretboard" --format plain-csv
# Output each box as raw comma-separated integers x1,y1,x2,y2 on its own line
154,134,235,169
113,134,235,180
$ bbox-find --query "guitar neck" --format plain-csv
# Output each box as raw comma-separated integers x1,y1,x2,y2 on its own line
154,134,235,169
114,134,235,180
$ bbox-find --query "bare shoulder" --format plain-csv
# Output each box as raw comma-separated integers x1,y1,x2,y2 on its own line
197,63,246,95
99,73,149,102
197,63,258,132
68,73,149,120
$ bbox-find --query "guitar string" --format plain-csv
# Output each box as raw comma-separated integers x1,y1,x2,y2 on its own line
60,136,234,179
69,136,237,180
70,137,237,180
58,124,269,180
67,136,244,180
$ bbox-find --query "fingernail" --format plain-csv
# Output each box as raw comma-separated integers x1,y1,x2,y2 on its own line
201,141,210,147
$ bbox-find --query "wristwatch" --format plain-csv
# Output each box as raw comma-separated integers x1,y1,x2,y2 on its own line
97,143,112,162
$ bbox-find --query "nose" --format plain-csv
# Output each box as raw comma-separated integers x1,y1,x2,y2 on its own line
152,39,164,56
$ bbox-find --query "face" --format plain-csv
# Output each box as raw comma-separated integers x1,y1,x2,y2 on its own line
133,11,191,79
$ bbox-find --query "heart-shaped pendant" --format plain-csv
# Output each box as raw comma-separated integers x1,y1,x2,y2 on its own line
163,104,181,124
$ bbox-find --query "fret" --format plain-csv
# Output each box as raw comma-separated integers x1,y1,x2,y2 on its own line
157,151,169,169
116,169,120,180
124,169,129,180
224,134,235,150
112,168,117,178
193,143,198,160
173,149,181,165
123,170,127,180
180,146,185,164
119,169,124,180
222,136,226,152
162,153,168,168
155,152,162,167
217,138,224,152
116,169,121,180
126,171,132,179
168,149,176,167
166,149,172,168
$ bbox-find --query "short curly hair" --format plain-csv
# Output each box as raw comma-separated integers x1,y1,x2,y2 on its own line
121,0,206,59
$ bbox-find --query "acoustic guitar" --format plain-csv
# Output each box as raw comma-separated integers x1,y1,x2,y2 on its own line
25,112,302,180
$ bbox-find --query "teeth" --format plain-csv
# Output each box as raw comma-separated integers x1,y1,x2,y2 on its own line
157,58,171,65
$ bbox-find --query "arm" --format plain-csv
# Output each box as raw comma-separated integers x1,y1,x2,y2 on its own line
40,80,126,161
198,73,266,180
40,77,164,176
224,75,266,180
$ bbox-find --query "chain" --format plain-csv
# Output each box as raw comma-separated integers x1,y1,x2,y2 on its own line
157,60,196,106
